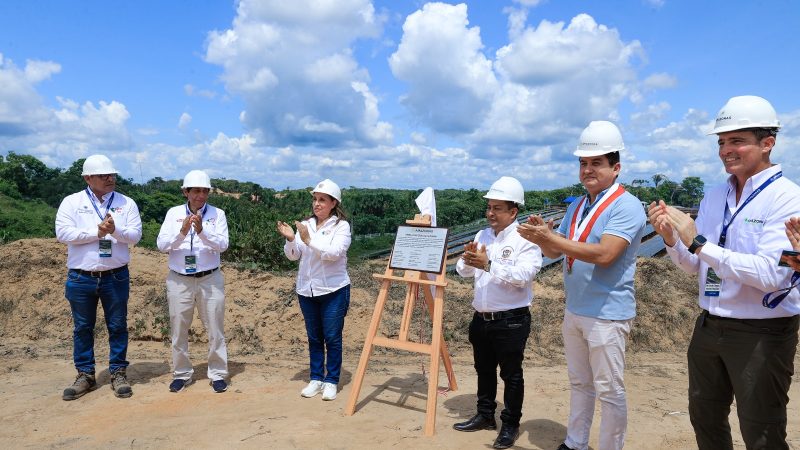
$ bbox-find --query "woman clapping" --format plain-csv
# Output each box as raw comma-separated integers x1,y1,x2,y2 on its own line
277,179,352,401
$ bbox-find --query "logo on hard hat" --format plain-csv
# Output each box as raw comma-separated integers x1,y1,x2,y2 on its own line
715,116,731,123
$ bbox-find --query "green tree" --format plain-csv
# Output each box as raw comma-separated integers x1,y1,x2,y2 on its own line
680,177,704,207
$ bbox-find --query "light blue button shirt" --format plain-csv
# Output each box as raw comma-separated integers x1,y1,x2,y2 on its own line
557,189,646,320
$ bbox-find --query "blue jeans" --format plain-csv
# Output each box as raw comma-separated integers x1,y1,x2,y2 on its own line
65,267,130,373
298,285,350,384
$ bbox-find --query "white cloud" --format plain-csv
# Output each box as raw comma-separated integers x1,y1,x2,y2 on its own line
0,55,53,133
389,2,498,134
24,60,61,83
630,101,671,128
0,54,132,167
388,7,663,170
496,14,642,86
184,84,218,99
178,112,192,129
643,72,677,90
204,0,390,148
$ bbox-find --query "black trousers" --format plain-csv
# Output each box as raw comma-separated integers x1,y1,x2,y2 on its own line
468,310,531,427
688,311,799,450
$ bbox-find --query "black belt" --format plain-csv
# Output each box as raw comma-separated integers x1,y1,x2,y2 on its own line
69,265,128,278
476,307,530,321
702,310,797,326
172,267,219,278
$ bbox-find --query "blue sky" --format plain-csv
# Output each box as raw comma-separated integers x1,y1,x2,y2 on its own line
1,0,799,192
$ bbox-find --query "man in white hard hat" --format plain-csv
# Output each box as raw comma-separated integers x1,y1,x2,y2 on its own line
649,96,800,450
519,121,646,450
55,154,142,400
157,170,230,393
454,176,542,450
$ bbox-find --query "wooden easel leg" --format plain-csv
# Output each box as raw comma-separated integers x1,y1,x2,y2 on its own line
421,286,458,391
424,292,445,436
398,283,417,341
345,280,391,416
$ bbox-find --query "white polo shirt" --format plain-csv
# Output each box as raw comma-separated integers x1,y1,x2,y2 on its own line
284,216,351,297
456,222,543,313
55,188,142,271
666,164,800,318
156,203,229,274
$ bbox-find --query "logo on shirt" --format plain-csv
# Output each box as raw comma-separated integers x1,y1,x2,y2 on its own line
110,207,124,213
500,246,514,260
322,230,330,235
742,217,766,231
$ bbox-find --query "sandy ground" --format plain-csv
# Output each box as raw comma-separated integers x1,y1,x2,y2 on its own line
1,344,798,449
1,239,798,449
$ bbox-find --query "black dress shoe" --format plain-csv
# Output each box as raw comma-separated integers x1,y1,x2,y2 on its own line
556,444,576,450
493,425,520,449
453,414,497,432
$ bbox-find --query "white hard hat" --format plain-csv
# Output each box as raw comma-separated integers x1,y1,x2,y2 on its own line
574,121,625,157
81,154,118,176
708,95,781,135
182,170,212,189
312,179,342,203
484,176,525,205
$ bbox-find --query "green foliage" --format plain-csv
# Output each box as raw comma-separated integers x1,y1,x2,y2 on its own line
0,193,56,244
140,220,161,250
624,177,703,207
0,152,705,269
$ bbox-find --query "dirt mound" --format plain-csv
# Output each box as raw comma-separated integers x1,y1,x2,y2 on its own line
0,238,700,361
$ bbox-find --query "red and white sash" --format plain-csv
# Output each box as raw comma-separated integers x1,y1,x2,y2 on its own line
566,183,626,272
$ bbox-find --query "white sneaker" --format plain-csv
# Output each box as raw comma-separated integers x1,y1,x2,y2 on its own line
321,382,337,401
301,380,324,398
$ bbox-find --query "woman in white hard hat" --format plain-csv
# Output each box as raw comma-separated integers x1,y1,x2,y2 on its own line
277,179,351,401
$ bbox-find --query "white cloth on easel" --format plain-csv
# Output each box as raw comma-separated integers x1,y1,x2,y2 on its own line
415,187,437,227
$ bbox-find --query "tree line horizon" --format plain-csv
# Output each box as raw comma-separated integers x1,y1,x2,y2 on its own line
0,152,703,269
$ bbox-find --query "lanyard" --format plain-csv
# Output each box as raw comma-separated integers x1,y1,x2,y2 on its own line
85,188,114,222
762,271,800,309
185,203,208,252
718,171,782,247
566,184,626,272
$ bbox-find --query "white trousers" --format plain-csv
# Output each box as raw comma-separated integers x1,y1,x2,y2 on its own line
562,309,632,450
166,270,228,381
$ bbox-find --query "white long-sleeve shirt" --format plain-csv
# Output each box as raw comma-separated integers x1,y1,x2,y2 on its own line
456,222,543,313
156,203,229,274
284,216,351,297
55,188,142,271
666,164,800,318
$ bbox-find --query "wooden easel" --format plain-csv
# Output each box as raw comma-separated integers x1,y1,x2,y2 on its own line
344,214,457,436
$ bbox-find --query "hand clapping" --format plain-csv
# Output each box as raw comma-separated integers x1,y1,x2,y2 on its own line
276,221,295,241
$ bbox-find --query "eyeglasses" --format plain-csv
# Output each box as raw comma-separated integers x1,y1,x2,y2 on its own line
92,174,117,180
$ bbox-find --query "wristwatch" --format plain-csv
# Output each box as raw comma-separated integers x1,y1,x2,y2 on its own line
484,259,492,272
688,235,707,254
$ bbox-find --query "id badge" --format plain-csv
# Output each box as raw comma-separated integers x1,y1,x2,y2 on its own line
184,255,197,273
704,268,721,297
99,239,112,258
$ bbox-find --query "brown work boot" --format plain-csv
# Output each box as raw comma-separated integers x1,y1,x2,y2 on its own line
62,371,97,401
110,368,133,398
